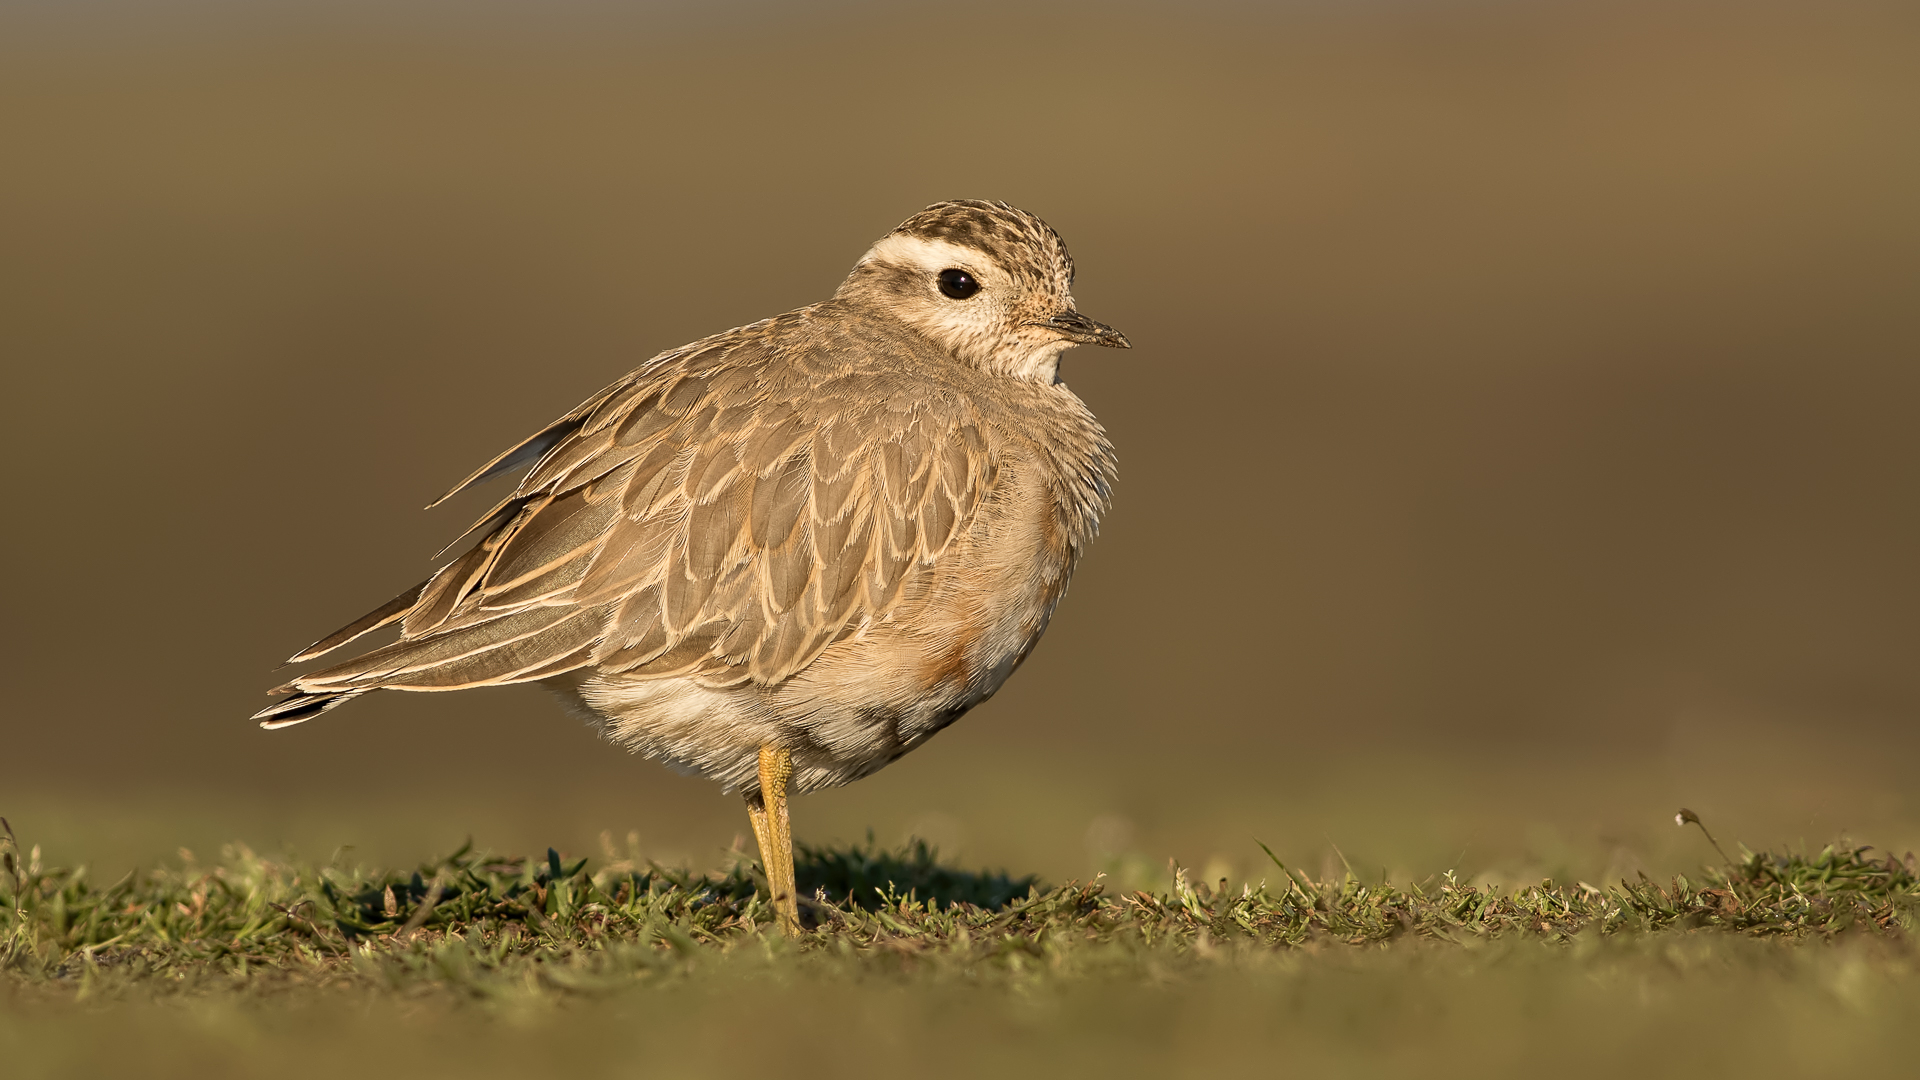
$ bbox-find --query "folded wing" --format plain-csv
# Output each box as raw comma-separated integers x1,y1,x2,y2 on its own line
263,330,997,720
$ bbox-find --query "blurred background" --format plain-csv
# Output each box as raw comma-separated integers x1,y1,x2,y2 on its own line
3,0,1916,890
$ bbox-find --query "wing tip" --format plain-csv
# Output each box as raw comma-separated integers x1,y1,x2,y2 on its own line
285,579,430,664
284,644,330,665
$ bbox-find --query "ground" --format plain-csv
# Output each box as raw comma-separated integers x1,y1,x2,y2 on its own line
3,823,1915,1079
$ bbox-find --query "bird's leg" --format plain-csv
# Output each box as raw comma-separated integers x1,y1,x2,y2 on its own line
745,746,800,936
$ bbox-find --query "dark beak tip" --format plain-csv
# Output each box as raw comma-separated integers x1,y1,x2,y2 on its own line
1040,312,1130,349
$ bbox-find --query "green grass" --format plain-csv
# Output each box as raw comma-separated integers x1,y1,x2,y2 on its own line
3,820,1917,1079
3,820,1913,994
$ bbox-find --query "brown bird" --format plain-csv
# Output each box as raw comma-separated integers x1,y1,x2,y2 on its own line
255,200,1126,933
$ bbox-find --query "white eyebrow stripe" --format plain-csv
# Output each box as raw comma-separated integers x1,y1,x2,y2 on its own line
856,234,990,274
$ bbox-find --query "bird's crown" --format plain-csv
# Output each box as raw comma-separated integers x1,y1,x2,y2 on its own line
886,200,1075,286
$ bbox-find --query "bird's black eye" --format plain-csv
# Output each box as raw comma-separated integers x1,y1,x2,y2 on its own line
936,268,980,300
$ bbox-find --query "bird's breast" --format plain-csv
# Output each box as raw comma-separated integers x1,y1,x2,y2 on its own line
902,430,1107,707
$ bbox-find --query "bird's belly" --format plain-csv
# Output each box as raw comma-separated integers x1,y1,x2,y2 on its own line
546,575,1062,797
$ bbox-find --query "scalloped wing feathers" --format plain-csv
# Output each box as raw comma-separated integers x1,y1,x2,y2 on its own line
279,308,1006,699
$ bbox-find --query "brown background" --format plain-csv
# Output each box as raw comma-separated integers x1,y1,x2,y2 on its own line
4,0,1916,885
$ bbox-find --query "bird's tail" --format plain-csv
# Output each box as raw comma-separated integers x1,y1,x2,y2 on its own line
251,689,367,730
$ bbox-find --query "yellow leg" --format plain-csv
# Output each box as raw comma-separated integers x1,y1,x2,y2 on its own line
745,746,800,936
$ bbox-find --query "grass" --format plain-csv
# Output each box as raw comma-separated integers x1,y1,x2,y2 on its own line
3,818,1913,994
2,817,1917,1078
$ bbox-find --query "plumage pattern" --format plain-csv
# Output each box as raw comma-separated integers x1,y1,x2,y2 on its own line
258,200,1125,797
275,330,1000,695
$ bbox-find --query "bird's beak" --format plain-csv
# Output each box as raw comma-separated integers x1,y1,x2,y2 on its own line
1033,310,1131,349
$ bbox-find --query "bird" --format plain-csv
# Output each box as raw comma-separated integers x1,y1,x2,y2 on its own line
254,200,1127,934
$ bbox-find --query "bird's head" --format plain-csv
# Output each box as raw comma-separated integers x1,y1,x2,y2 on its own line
836,200,1130,382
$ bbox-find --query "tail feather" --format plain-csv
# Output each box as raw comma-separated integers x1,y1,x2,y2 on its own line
252,689,366,729
259,399,618,725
